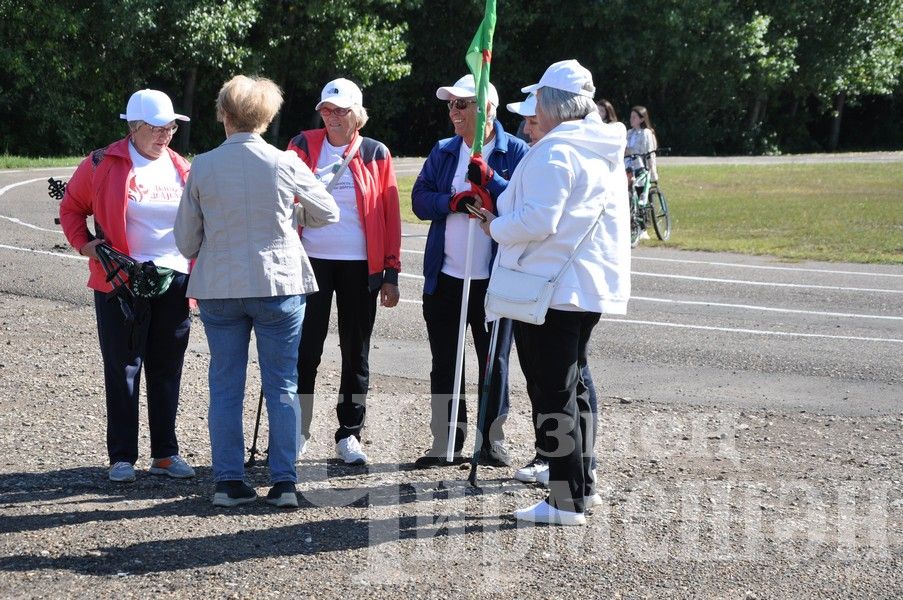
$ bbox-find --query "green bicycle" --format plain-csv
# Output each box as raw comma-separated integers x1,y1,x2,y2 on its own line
626,149,671,247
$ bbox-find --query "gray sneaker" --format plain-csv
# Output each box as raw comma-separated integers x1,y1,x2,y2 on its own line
149,455,196,479
109,461,136,483
478,440,512,466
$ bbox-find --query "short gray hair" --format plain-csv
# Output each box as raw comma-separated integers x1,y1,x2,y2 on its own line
349,104,369,130
127,120,144,132
537,84,597,127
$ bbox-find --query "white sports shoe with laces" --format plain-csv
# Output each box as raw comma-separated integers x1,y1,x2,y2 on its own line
336,436,368,465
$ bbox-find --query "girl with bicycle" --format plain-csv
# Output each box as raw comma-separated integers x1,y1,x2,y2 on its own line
625,105,658,187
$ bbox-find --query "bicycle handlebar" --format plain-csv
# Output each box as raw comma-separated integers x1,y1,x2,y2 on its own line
626,147,670,160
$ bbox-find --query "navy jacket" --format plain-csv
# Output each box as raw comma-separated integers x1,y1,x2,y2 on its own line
411,120,529,295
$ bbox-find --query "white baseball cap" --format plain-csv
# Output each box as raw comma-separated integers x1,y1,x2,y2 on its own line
506,93,537,117
316,78,363,110
119,89,189,125
436,74,499,106
521,59,595,98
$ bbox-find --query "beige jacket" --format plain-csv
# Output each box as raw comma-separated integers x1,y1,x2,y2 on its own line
175,132,339,299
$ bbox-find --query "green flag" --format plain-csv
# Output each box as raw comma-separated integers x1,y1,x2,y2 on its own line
465,0,497,156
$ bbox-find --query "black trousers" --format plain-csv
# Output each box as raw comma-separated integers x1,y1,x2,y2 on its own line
298,258,378,443
422,272,512,454
514,309,599,514
530,363,599,469
94,272,190,464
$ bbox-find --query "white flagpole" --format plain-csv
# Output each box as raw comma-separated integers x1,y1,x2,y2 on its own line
446,217,476,462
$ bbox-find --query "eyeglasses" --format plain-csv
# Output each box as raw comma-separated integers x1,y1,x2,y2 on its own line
447,99,477,110
320,106,351,117
142,123,178,136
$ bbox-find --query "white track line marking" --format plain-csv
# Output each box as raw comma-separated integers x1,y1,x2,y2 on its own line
632,296,903,321
0,215,62,233
1,167,75,174
0,175,71,234
393,295,901,343
0,244,85,261
3,243,898,343
598,318,903,344
404,270,902,295
634,271,902,294
401,249,902,290
0,176,67,197
633,255,903,278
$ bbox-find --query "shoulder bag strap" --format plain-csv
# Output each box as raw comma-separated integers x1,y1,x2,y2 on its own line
549,200,607,286
325,135,363,194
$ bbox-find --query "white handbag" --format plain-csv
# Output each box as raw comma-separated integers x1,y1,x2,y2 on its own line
485,204,606,325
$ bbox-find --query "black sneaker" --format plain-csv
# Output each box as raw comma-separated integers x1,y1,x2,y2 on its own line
212,480,257,507
413,450,467,469
266,481,298,508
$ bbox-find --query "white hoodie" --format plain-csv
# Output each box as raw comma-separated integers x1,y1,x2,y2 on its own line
488,111,630,318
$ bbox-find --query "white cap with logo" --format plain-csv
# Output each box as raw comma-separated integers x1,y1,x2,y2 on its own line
506,93,537,117
120,89,189,125
521,59,595,98
436,74,499,106
316,78,363,110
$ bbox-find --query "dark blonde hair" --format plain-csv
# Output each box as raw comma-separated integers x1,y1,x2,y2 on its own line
597,99,618,123
216,75,284,133
631,105,655,133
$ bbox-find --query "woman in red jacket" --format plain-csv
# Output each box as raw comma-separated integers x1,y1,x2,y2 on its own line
59,89,195,484
287,78,402,465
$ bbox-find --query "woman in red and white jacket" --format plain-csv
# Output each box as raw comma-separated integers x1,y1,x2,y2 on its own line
287,78,402,465
59,89,195,484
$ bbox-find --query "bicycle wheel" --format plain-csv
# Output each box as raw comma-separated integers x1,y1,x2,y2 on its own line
629,199,642,247
650,186,671,241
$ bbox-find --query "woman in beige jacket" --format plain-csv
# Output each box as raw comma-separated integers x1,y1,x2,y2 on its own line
174,75,339,509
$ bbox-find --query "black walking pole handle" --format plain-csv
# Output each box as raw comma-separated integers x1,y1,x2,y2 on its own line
245,388,265,467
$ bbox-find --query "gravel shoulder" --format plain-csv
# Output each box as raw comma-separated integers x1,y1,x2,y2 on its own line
1,293,901,599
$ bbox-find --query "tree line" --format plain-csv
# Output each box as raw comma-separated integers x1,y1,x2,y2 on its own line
1,0,901,158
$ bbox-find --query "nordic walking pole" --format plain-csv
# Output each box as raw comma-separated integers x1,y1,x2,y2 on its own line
468,318,499,487
245,388,265,467
446,218,476,462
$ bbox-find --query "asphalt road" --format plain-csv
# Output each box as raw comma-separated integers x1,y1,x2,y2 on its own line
2,166,901,417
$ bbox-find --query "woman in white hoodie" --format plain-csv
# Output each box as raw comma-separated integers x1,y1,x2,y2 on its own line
479,60,630,526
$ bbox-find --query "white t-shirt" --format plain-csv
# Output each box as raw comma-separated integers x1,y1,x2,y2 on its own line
301,139,367,261
442,138,495,280
125,143,190,273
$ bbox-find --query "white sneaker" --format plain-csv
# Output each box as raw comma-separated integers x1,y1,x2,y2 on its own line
584,493,603,510
513,500,586,526
514,460,549,483
336,436,368,465
639,229,651,240
535,465,550,486
109,461,135,482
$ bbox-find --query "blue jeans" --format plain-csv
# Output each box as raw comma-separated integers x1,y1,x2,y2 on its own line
199,295,305,484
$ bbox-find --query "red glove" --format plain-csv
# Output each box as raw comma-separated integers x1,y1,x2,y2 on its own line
449,186,493,216
467,156,495,187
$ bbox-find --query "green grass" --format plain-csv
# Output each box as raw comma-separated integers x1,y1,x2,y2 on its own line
1,154,82,168
397,162,903,264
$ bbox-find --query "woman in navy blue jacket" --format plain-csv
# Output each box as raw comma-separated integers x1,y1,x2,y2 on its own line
411,74,529,468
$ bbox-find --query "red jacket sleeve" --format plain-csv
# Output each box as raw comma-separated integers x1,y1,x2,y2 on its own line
378,150,402,274
58,156,97,253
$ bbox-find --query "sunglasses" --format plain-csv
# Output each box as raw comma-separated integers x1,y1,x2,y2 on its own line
320,106,351,117
447,99,477,110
